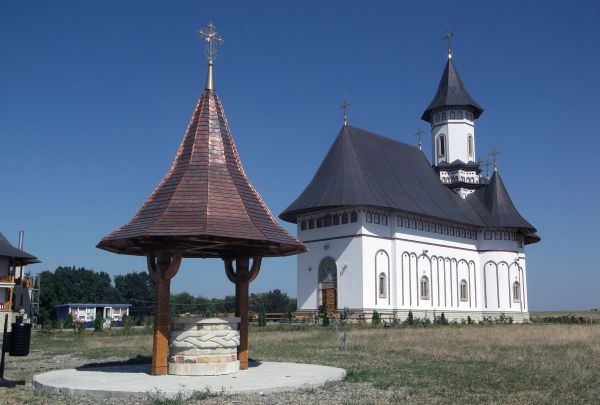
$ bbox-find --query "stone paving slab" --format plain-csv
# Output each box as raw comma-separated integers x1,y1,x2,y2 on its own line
33,362,346,399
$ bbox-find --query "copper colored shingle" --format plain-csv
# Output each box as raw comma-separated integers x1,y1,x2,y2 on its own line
97,89,306,258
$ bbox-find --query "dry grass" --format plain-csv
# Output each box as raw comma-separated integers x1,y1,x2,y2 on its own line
0,324,598,404
250,324,600,404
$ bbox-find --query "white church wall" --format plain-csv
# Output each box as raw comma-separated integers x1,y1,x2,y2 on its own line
479,250,527,315
296,214,364,311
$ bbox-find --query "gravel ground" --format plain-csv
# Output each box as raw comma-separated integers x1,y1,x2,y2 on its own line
0,344,409,404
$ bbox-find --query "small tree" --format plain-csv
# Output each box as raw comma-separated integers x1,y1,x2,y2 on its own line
64,313,74,329
94,314,103,332
258,304,267,327
322,312,330,327
440,312,448,325
406,310,414,325
372,310,381,326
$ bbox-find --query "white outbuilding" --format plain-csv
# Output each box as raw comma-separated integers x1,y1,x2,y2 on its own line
280,52,540,323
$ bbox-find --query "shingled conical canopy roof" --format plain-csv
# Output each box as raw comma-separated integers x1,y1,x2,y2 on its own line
421,58,483,122
97,73,305,259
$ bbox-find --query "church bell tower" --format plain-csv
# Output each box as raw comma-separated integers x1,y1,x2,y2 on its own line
421,30,485,198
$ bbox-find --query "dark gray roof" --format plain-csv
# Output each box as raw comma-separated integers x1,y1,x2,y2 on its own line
421,59,483,122
464,171,538,236
280,125,539,244
0,233,39,265
280,125,483,226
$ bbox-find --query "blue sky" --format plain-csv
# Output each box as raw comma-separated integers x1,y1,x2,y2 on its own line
1,1,598,310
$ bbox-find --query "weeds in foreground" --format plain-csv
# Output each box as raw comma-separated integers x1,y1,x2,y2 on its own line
144,386,227,404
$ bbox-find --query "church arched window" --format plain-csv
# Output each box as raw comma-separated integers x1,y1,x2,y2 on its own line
460,279,468,301
366,212,372,223
333,214,340,226
435,113,440,122
450,111,455,119
484,230,492,240
316,217,323,228
438,135,446,156
308,219,315,229
382,215,388,226
379,273,387,298
457,111,463,119
300,220,307,231
495,230,502,240
350,211,358,223
341,213,349,224
513,281,521,302
442,112,447,120
324,214,332,227
420,276,430,300
374,213,380,224
467,135,473,158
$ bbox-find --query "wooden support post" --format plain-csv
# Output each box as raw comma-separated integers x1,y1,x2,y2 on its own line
147,251,182,376
224,257,261,370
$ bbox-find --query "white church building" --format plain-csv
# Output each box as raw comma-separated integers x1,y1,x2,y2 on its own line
280,52,540,323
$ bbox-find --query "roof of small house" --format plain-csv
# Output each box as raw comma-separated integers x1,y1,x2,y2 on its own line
0,233,40,265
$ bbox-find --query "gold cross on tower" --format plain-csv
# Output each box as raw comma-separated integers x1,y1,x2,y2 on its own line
198,22,224,90
490,147,500,172
442,28,455,59
340,97,351,126
414,127,424,151
198,22,224,62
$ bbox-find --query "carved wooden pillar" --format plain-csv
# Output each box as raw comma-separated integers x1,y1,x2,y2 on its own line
224,257,261,370
147,251,182,376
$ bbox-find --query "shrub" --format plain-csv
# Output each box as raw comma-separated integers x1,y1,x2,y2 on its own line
64,313,74,329
121,314,134,334
94,314,103,332
403,310,414,326
467,316,474,325
322,313,330,327
372,310,381,326
73,319,86,333
258,305,267,327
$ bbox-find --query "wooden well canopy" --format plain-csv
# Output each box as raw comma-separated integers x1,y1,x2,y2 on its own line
97,22,306,375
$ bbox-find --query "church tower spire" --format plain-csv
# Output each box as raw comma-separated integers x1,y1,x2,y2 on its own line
421,32,485,198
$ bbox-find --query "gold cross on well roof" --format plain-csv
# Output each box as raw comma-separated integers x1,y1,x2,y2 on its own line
198,22,224,62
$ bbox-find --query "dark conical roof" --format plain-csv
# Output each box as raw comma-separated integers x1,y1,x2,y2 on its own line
280,125,482,226
0,233,39,265
464,170,539,244
97,88,306,259
421,58,483,122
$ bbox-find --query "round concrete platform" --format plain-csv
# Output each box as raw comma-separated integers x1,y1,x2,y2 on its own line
33,362,346,399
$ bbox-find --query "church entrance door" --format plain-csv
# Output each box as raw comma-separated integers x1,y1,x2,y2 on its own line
318,257,337,317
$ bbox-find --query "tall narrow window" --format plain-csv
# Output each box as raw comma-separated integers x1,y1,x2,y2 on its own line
366,212,372,223
379,273,387,298
420,276,430,300
350,211,358,223
341,213,349,224
513,282,521,302
300,220,307,231
467,135,473,158
460,280,468,301
438,135,446,156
